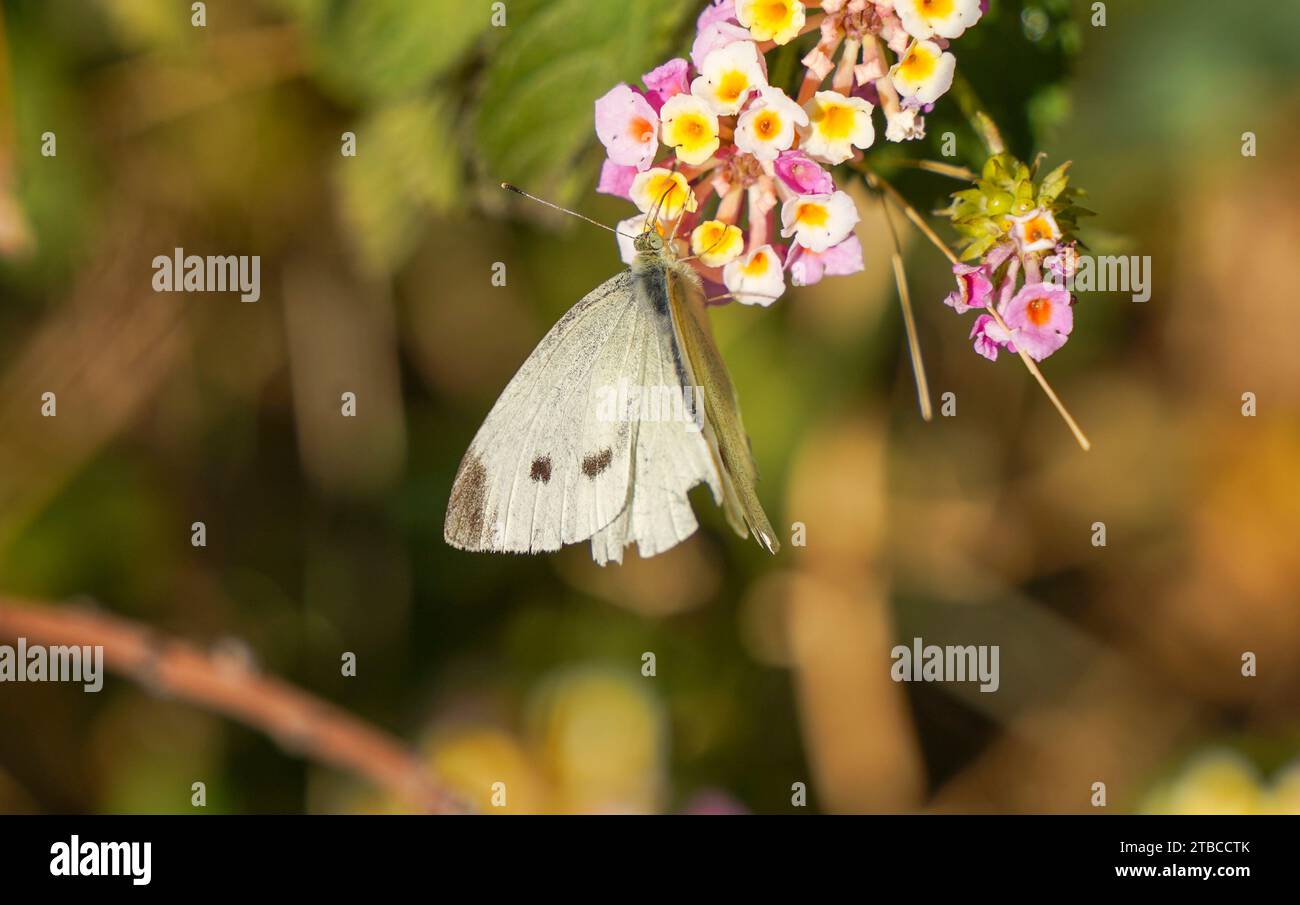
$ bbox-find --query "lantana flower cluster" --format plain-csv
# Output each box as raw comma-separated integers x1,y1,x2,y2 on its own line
937,153,1091,362
593,0,986,306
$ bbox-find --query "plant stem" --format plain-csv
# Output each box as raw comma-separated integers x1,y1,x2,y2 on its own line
981,304,1092,451
0,597,470,813
894,159,978,181
858,163,958,265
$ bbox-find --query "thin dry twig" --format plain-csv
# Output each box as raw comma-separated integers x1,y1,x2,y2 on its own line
0,597,468,814
893,159,979,181
877,192,932,421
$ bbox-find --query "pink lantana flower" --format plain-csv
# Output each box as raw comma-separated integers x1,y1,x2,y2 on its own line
642,58,690,112
1044,240,1080,284
944,262,994,314
697,0,738,31
773,149,834,195
691,1,752,71
1001,282,1073,361
970,313,1014,361
790,234,864,286
594,84,659,170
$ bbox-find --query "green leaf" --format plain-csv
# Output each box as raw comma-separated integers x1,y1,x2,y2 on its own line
960,234,998,261
473,0,696,200
1037,160,1072,205
300,0,491,104
334,94,462,276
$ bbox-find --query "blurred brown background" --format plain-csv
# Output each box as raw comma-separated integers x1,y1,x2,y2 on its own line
0,0,1296,814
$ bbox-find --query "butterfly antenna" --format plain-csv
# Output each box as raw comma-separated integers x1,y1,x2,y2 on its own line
667,201,697,245
677,228,728,264
500,183,635,239
645,174,683,234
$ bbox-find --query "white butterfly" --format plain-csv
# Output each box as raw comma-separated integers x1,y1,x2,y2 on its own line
445,200,778,566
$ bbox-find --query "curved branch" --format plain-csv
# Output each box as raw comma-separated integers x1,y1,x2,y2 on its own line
0,596,468,814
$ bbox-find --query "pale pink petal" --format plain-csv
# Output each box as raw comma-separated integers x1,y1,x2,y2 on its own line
773,149,834,195
970,313,1014,361
697,0,737,31
790,234,864,286
691,21,752,70
1001,282,1073,361
642,58,690,112
594,84,659,170
944,262,993,313
597,159,637,200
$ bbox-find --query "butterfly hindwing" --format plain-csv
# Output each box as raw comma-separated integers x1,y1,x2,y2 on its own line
665,265,780,554
589,264,724,565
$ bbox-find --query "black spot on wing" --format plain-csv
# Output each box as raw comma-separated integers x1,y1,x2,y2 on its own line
530,456,552,483
582,448,613,478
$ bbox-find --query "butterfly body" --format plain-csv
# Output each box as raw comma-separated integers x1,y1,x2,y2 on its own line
445,232,778,565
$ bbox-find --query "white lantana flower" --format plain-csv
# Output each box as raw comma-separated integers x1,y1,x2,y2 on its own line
884,105,927,142
894,0,983,41
735,87,808,161
690,220,745,267
629,168,698,221
723,244,786,306
735,0,806,46
797,91,875,165
658,94,721,166
780,191,859,253
1010,208,1062,253
890,40,957,106
691,41,768,116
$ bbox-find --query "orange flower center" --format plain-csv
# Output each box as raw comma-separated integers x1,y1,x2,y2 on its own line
755,111,779,138
631,117,655,143
1026,297,1052,327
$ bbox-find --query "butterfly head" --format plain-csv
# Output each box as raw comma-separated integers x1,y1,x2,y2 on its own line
632,230,665,257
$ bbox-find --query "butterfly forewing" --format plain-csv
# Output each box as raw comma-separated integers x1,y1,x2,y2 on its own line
445,271,644,553
587,262,724,564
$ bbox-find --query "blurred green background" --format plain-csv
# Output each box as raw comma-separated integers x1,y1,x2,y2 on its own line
1,0,1298,814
